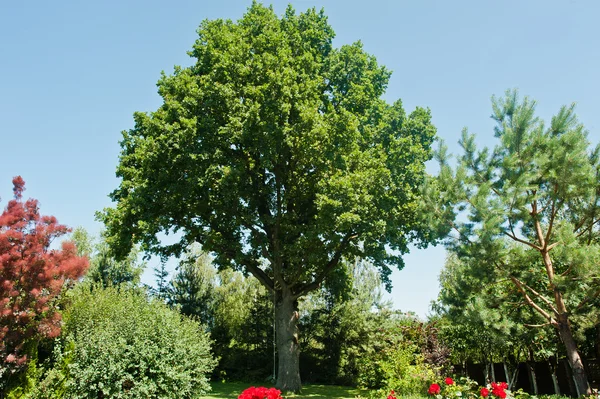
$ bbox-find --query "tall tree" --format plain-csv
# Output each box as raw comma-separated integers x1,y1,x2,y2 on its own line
429,90,598,395
101,3,435,391
0,177,88,386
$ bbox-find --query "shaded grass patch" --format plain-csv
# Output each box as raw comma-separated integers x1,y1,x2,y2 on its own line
206,381,369,399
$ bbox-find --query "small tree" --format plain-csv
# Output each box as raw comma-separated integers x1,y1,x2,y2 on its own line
0,177,88,384
169,245,215,325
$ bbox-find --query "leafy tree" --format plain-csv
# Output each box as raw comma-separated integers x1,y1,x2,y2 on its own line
299,259,385,385
100,3,436,391
168,245,215,325
429,90,599,395
71,227,144,288
210,267,275,381
0,177,88,391
434,254,561,391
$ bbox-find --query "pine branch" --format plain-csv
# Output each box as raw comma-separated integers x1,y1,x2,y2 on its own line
509,275,557,325
503,231,542,250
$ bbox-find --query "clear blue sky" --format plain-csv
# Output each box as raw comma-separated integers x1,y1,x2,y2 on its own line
1,1,599,317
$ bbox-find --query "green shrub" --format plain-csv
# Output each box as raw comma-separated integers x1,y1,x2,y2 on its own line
379,344,436,396
33,285,216,399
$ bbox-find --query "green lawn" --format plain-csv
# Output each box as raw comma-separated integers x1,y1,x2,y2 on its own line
204,381,369,399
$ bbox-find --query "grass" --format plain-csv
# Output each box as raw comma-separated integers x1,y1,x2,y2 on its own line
204,381,370,399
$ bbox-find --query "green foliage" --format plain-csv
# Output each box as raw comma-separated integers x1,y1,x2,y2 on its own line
299,260,386,385
2,343,41,399
428,90,599,393
100,0,436,304
36,285,216,399
72,227,144,288
168,244,215,325
210,268,275,381
28,340,74,399
353,312,449,392
378,345,436,396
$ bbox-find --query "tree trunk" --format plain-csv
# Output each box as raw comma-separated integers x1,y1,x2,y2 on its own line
503,362,511,388
548,358,560,396
526,362,538,395
275,289,301,392
556,314,591,396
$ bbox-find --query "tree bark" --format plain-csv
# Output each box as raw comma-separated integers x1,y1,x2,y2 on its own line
526,362,538,395
274,288,302,393
548,358,560,396
503,362,511,388
557,313,591,396
536,246,591,396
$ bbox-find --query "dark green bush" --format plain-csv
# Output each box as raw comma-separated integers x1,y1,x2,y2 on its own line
32,285,216,399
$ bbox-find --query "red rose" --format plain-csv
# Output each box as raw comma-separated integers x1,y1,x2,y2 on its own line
490,382,507,399
428,383,441,395
238,386,282,399
480,387,490,397
445,377,454,385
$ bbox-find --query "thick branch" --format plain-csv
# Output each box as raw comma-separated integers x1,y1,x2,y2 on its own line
509,275,557,326
292,232,356,299
503,231,542,250
245,260,275,292
524,323,552,328
519,280,559,315
544,188,558,248
224,247,275,292
533,215,547,250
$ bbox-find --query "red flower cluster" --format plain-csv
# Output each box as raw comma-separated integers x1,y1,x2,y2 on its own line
387,389,396,399
238,386,283,399
428,383,441,395
490,382,508,399
445,378,454,385
480,387,490,397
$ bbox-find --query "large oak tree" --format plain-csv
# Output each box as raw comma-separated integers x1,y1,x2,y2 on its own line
101,3,435,391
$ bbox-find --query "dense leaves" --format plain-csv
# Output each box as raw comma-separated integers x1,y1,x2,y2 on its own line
0,177,88,386
32,285,216,399
101,3,436,390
